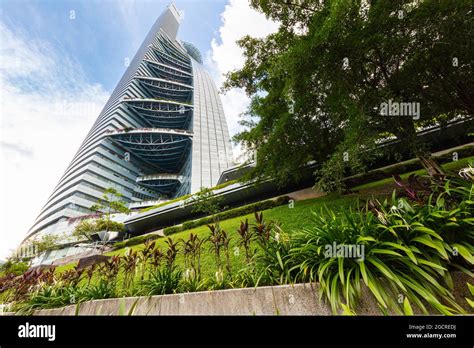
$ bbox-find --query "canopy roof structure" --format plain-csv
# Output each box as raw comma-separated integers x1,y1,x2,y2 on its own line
149,45,192,72
136,173,184,194
107,128,192,172
135,76,193,102
144,59,192,84
124,98,193,128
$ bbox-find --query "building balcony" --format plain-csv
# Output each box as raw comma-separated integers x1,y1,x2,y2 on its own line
135,76,193,102
136,173,184,194
123,98,193,129
106,128,192,171
149,45,192,72
129,199,168,210
156,32,190,62
144,59,192,84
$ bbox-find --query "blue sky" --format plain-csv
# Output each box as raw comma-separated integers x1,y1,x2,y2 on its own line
1,0,227,92
0,0,278,259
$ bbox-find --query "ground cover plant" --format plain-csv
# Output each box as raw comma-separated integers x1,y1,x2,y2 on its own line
0,159,471,314
1,170,472,315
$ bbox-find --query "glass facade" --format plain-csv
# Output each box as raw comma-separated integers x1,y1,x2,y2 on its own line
23,4,233,243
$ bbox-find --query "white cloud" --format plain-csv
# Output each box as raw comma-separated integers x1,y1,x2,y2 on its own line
0,22,109,259
205,0,278,161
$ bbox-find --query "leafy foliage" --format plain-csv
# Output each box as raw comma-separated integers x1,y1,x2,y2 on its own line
73,218,125,241
72,187,130,241
4,178,472,315
90,187,130,217
30,233,65,254
224,0,474,189
140,268,182,296
258,179,474,314
189,187,224,223
0,260,29,276
72,219,98,241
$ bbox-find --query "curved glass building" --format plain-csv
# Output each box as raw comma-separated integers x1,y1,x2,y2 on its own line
24,4,233,243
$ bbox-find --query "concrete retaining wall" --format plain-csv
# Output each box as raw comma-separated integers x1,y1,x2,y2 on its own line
4,272,471,316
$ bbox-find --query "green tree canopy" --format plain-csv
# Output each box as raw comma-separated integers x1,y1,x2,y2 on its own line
30,233,64,254
224,0,474,190
189,187,224,223
90,187,130,232
73,219,125,241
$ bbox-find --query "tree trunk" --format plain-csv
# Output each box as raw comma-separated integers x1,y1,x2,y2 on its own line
418,154,445,178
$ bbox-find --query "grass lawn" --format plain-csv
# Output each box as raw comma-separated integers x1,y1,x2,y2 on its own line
52,156,472,285
53,194,360,278
117,194,358,275
353,156,473,192
48,193,362,299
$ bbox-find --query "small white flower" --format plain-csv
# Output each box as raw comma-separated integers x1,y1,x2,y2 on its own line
459,166,474,180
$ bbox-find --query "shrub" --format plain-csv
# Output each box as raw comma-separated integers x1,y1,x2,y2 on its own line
139,268,182,295
344,146,474,188
259,180,473,314
0,260,29,276
112,233,161,250
80,279,117,301
15,284,78,314
162,225,182,236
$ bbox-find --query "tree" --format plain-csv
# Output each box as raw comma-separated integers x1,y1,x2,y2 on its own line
73,219,125,241
72,219,98,242
189,187,224,223
90,187,130,232
224,0,474,191
30,233,64,254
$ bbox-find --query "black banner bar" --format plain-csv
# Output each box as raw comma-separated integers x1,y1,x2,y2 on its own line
0,315,472,346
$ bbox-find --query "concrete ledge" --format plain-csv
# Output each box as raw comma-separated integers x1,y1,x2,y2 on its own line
4,272,472,316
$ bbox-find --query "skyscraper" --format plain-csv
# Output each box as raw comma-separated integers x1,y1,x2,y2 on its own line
24,4,233,243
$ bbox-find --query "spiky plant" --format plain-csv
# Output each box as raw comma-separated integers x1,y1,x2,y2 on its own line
59,263,83,288
139,240,156,280
121,249,139,288
237,219,253,263
99,255,121,284
274,181,474,315
180,233,204,280
221,230,232,275
253,212,271,243
85,264,96,286
164,238,179,271
150,248,164,270
207,224,225,272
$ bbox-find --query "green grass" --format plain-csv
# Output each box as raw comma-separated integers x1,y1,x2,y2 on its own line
35,155,474,299
55,156,474,277
102,193,359,280
353,156,473,191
